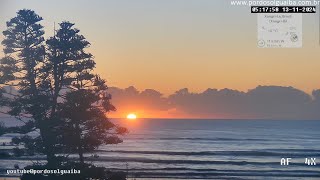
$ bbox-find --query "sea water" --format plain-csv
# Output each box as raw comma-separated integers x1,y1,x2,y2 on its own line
1,118,319,179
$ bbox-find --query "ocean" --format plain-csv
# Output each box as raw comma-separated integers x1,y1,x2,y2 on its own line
1,118,320,179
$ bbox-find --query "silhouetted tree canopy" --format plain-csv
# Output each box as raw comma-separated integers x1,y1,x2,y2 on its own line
0,9,127,179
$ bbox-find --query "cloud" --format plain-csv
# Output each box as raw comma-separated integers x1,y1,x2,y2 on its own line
108,86,171,118
108,85,320,120
1,85,319,119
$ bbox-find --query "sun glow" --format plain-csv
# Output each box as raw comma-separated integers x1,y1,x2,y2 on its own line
127,113,137,120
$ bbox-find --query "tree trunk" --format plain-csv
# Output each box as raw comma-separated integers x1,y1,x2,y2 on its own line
79,147,84,164
39,123,56,167
76,123,84,164
46,152,56,167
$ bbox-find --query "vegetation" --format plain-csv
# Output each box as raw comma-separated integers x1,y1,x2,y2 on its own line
0,9,127,179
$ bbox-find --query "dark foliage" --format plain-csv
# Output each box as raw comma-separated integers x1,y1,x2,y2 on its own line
0,151,11,158
0,9,127,179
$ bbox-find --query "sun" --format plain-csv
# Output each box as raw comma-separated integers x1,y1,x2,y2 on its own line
127,113,137,120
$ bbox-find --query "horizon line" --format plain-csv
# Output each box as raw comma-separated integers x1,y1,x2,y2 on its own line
109,117,320,121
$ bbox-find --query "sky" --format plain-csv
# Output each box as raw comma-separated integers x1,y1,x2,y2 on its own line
0,0,319,119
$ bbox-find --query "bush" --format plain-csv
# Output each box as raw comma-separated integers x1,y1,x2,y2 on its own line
0,151,11,158
13,147,24,157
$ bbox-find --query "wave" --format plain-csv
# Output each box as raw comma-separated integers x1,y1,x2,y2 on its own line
126,137,283,141
119,172,320,178
85,156,317,167
264,148,320,152
105,168,320,178
97,150,320,157
2,156,315,167
108,167,320,174
2,156,319,178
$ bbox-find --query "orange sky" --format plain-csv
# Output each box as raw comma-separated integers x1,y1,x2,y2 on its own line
0,1,319,96
1,1,320,119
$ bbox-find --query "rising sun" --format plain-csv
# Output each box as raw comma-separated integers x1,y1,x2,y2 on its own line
127,113,137,120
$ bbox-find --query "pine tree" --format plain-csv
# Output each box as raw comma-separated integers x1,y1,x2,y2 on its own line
0,9,57,164
60,78,127,164
0,10,127,179
47,22,127,164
